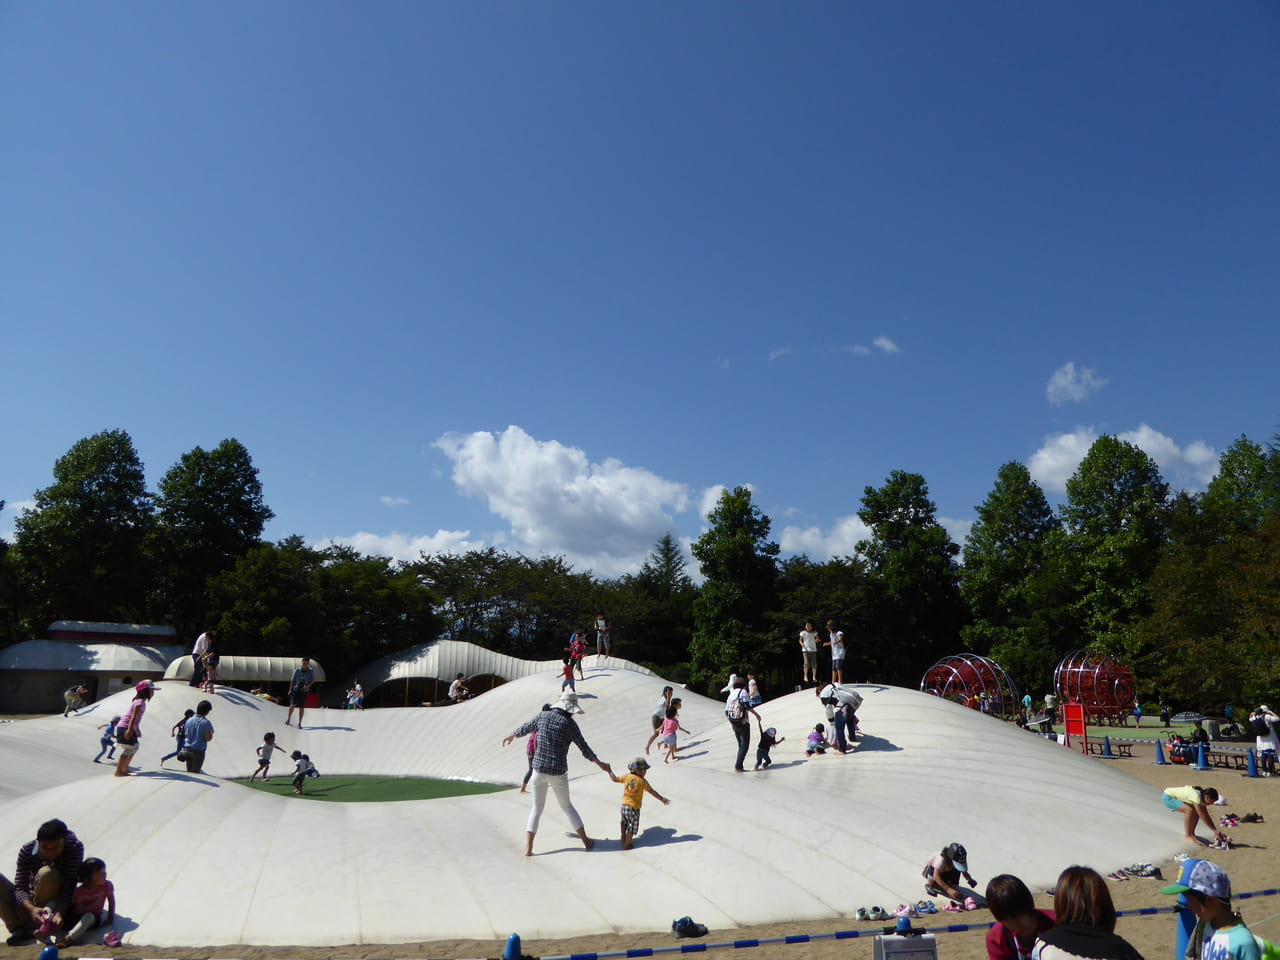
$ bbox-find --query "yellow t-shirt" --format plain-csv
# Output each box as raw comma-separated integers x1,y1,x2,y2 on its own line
1165,785,1203,805
620,773,649,810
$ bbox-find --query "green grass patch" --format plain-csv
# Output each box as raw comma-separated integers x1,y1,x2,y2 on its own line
237,775,512,802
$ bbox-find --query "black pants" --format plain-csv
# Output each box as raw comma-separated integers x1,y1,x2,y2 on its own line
730,719,751,770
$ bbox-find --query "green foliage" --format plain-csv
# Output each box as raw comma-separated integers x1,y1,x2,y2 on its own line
961,462,1062,693
689,486,779,689
13,429,155,626
1135,513,1280,707
209,537,442,682
152,438,274,636
610,534,697,666
1203,435,1280,535
770,554,881,680
1056,435,1170,658
857,470,964,685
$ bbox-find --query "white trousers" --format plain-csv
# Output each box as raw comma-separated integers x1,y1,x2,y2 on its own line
526,771,583,834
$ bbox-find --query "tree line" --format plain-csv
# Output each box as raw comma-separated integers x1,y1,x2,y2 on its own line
1,428,1278,707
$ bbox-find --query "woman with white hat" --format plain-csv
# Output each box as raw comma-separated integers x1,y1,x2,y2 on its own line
503,691,613,856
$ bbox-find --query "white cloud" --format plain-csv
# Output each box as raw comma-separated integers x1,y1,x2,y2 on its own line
380,496,410,507
434,426,692,563
847,344,872,357
1028,423,1219,494
939,516,973,550
768,347,792,362
715,356,731,370
1046,362,1107,406
321,529,483,562
780,515,872,560
1117,424,1218,488
699,484,728,520
873,336,900,354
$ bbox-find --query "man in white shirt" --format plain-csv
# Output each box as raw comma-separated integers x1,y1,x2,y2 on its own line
189,629,215,687
798,622,819,684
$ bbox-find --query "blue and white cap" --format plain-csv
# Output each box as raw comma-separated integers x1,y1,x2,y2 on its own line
1162,860,1230,900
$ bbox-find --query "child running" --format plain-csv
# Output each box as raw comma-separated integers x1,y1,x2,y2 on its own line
160,709,194,766
608,757,670,850
754,725,785,770
93,717,120,764
560,657,576,692
805,723,830,756
57,857,115,948
660,704,690,763
250,732,287,781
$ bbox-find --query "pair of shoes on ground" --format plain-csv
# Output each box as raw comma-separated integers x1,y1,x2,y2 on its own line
856,906,888,921
942,898,979,913
1121,863,1160,878
672,916,708,939
915,900,938,915
1107,871,1129,881
1221,815,1241,828
1240,812,1264,823
1209,837,1234,851
893,904,919,919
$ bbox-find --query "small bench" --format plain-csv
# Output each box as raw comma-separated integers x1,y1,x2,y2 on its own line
1084,740,1134,758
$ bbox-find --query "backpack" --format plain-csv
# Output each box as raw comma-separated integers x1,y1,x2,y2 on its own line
727,692,747,721
1253,715,1273,738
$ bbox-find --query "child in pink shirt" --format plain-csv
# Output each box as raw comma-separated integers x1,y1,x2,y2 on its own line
58,858,115,947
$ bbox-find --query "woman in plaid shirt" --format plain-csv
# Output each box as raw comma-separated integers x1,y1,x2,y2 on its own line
503,691,613,857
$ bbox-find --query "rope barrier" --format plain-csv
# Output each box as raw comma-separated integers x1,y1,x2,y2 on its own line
65,889,1280,960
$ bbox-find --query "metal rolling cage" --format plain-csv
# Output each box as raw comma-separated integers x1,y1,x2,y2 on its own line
920,653,1020,716
1053,649,1135,724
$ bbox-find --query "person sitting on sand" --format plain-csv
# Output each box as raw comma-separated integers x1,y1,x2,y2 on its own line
1162,785,1228,845
986,874,1055,960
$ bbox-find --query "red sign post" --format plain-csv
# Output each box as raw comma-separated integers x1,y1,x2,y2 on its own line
1063,702,1088,753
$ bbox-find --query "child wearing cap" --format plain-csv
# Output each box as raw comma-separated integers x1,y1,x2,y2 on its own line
1163,861,1261,960
608,757,670,850
924,842,978,909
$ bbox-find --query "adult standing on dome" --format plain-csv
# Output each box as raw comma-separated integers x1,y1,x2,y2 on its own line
798,621,819,685
502,691,613,856
726,676,761,772
189,629,215,687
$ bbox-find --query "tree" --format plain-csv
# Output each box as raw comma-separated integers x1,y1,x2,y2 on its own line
0,500,22,645
613,534,697,668
770,554,881,682
1055,435,1170,659
153,438,274,636
961,462,1061,693
1203,435,1280,535
857,470,964,685
13,429,155,626
689,487,779,689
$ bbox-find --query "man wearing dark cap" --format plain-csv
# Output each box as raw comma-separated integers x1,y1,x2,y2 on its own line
923,842,979,908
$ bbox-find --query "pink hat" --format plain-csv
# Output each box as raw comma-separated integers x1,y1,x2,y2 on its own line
135,680,155,693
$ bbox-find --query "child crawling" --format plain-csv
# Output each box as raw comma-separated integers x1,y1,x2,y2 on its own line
608,757,670,850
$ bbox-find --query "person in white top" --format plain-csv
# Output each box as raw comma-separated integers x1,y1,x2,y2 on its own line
189,629,215,687
1250,705,1279,776
798,622,819,684
823,620,846,684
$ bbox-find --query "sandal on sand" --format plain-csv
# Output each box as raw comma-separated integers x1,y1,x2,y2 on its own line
943,901,963,913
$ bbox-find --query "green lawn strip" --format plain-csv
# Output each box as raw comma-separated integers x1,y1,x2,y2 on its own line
235,775,512,802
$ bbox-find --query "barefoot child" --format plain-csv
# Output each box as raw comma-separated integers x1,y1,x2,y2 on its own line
661,704,690,763
290,750,317,795
250,732,287,781
1162,785,1228,845
805,722,830,756
57,858,115,947
93,717,120,763
608,757,670,850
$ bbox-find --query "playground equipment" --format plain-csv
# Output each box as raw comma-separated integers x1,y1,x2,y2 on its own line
920,653,1020,717
1054,650,1136,725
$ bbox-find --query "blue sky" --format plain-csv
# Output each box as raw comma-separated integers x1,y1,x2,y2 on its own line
3,3,1278,577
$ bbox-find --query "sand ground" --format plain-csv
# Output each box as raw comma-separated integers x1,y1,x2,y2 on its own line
3,746,1277,960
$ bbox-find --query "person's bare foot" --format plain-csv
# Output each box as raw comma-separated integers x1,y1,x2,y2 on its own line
582,837,595,850
622,840,632,850
519,787,526,793
114,772,130,777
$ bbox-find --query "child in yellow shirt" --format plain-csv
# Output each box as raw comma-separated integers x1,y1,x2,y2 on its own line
609,757,670,850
